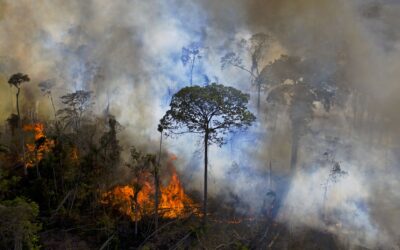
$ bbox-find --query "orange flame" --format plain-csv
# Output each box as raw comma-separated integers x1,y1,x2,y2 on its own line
101,156,198,221
101,183,154,221
23,123,54,168
159,168,197,218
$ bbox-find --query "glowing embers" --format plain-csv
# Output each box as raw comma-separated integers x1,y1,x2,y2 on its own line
69,146,79,163
23,123,54,168
101,160,198,221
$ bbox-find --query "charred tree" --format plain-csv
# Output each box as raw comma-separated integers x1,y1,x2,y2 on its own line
57,90,93,132
38,79,57,119
181,43,203,86
260,55,337,171
221,33,272,114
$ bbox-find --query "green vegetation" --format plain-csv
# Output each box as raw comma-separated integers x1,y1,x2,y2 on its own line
160,83,256,223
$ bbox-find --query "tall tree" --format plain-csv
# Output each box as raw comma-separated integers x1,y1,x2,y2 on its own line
154,124,163,234
38,79,57,119
181,43,203,86
8,73,30,175
259,55,336,170
8,73,30,122
221,33,272,113
160,83,256,223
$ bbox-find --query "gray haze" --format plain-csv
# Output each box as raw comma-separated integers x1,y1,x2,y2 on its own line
0,0,399,248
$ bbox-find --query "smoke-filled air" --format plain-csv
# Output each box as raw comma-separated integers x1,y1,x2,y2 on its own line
0,0,399,249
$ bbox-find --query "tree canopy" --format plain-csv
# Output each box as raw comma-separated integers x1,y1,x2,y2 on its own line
160,83,256,146
57,90,93,130
8,73,30,89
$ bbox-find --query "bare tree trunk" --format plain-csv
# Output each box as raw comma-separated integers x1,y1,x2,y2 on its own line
257,82,261,115
50,93,57,119
16,87,28,175
155,132,162,234
134,199,139,237
16,87,20,120
35,149,41,178
203,131,209,225
190,56,196,86
269,161,272,190
290,135,299,171
22,140,27,175
52,164,58,195
14,234,22,250
322,181,328,221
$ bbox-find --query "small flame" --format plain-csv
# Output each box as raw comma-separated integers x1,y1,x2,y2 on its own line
70,146,79,163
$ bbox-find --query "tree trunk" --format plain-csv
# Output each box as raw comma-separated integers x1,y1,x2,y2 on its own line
52,164,58,195
290,135,299,171
35,149,41,178
322,181,328,221
203,131,209,224
135,212,138,236
257,82,261,115
190,56,196,86
16,87,28,175
14,234,22,250
50,94,57,119
269,161,272,190
155,132,162,234
16,87,20,121
134,198,139,237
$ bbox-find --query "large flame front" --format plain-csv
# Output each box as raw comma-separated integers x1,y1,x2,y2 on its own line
101,159,198,221
23,123,54,168
159,168,196,218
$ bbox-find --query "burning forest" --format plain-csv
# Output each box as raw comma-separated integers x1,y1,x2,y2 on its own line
101,156,199,222
1,0,400,249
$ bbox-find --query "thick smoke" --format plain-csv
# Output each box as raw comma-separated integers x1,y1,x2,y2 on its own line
0,0,399,248
237,0,400,248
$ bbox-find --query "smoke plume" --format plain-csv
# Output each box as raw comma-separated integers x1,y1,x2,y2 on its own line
1,0,399,248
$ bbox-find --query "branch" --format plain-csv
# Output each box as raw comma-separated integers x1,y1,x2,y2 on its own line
169,231,192,250
50,190,73,219
138,213,194,248
268,230,282,249
216,242,236,249
230,62,257,79
208,108,223,120
99,234,115,250
167,130,204,136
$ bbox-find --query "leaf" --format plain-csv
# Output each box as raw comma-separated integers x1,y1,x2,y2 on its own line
8,72,30,88
160,83,256,146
